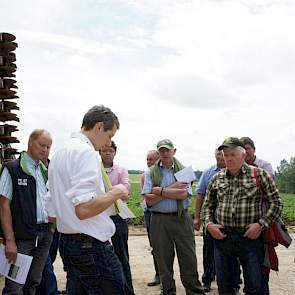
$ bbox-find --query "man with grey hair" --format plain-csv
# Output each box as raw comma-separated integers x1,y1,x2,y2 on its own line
0,129,53,294
204,137,282,295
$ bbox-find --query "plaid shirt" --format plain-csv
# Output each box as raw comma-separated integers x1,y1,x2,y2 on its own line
204,163,282,229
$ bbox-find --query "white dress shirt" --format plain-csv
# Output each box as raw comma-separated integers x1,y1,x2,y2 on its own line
46,132,115,242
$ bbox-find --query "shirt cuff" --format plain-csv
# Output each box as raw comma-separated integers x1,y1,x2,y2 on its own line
258,218,268,230
72,192,95,206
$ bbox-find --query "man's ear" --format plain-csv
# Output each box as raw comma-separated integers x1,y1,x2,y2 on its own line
95,122,104,132
172,148,176,156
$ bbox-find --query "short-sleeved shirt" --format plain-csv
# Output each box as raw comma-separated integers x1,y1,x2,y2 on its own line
0,152,48,223
196,165,221,198
141,162,192,213
46,132,115,242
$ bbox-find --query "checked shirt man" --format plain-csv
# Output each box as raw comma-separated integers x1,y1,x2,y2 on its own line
204,137,282,295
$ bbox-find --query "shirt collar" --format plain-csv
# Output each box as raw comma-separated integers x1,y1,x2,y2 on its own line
105,163,116,173
20,152,43,177
22,151,39,167
213,164,220,172
71,132,95,150
159,161,174,170
225,162,250,177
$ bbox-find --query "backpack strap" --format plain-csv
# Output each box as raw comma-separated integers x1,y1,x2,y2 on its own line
253,167,266,199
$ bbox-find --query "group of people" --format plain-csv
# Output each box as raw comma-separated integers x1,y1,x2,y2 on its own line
0,104,283,295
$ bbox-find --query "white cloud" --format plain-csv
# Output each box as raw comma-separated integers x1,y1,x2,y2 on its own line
2,0,295,171
151,75,234,108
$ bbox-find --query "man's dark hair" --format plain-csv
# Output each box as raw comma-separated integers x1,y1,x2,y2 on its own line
240,137,255,150
81,105,120,131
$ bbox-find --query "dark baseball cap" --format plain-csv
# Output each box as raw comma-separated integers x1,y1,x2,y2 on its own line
157,139,174,150
218,137,245,151
240,137,255,149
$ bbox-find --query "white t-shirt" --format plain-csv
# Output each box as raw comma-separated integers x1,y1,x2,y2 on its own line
46,132,115,242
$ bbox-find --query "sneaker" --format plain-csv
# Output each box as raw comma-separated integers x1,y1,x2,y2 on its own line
147,275,160,286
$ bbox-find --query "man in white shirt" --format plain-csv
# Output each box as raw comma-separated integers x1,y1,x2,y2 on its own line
46,105,129,295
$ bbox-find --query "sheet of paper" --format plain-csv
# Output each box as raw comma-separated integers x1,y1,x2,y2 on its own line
118,199,136,219
174,166,196,183
0,244,33,284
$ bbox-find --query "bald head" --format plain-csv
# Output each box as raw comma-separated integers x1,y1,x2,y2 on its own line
146,150,159,168
27,129,52,163
215,149,226,169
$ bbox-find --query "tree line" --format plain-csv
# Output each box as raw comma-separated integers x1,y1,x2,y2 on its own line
276,157,295,194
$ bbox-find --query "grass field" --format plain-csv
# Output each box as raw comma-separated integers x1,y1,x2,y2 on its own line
126,174,295,226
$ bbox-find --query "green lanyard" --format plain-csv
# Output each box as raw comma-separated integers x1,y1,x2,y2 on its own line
101,162,120,214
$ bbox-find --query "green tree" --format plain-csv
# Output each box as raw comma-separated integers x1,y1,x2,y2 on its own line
276,157,295,193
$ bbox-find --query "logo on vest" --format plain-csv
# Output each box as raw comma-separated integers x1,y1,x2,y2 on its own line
18,178,28,186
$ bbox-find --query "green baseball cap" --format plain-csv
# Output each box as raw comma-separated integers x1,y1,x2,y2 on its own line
218,137,245,151
157,139,174,150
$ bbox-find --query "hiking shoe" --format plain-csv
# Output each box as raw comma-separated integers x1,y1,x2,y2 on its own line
147,275,160,286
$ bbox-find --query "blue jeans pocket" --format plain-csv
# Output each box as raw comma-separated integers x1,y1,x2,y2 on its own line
68,254,100,276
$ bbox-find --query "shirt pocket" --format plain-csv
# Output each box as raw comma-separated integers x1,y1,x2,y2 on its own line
216,183,229,202
240,182,260,205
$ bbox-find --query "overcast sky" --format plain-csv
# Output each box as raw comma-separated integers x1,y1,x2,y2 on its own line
2,0,295,171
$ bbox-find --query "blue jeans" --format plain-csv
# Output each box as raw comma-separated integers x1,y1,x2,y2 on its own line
110,215,135,295
202,230,241,289
144,209,159,277
3,229,53,295
36,230,61,295
60,234,126,295
214,232,264,295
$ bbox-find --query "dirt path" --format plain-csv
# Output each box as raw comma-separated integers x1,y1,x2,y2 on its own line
1,231,295,294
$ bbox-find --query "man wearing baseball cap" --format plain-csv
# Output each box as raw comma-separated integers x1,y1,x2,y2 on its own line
142,139,204,295
203,137,282,295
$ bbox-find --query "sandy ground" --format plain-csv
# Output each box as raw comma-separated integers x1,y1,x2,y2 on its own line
1,229,295,294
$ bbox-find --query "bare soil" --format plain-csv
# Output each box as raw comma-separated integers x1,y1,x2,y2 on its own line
1,228,295,294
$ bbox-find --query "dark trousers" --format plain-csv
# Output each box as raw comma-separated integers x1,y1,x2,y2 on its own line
144,209,159,277
111,215,135,295
150,212,204,295
202,230,215,286
59,234,126,295
36,230,61,295
214,232,264,295
3,229,53,295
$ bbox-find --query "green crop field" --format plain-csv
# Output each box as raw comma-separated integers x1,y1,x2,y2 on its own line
129,174,141,183
126,174,295,226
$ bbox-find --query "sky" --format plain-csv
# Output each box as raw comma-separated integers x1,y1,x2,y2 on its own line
2,0,295,171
